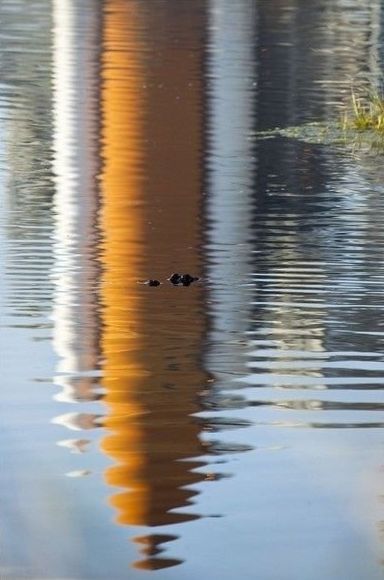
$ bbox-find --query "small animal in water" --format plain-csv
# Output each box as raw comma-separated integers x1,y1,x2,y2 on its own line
168,272,182,285
168,273,199,286
144,279,161,286
181,273,199,286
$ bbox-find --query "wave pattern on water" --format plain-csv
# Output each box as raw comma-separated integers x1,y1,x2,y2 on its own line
3,1,384,579
0,0,54,325
204,136,384,435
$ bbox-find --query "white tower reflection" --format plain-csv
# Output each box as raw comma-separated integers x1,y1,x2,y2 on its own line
205,0,256,381
51,0,102,444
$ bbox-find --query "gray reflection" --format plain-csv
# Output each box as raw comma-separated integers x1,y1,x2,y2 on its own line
202,0,258,471
256,0,384,129
0,3,87,579
0,0,54,318
247,0,384,433
205,0,256,375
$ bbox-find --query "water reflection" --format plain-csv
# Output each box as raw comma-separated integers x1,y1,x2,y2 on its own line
1,0,54,320
256,0,384,129
203,2,384,575
3,0,384,578
51,0,102,420
243,137,384,429
100,0,208,569
203,0,257,452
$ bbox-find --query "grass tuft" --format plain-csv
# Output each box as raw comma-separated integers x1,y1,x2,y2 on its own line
342,89,384,132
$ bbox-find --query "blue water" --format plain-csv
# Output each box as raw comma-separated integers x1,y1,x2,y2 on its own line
1,1,384,579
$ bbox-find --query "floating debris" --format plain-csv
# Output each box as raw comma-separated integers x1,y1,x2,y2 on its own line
65,469,91,478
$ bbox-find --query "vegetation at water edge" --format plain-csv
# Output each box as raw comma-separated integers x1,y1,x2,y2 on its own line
342,90,384,132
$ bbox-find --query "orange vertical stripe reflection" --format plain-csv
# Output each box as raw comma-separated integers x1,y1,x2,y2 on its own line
100,0,207,569
100,0,149,526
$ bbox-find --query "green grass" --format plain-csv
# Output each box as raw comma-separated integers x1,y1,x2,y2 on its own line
256,86,384,155
342,90,384,132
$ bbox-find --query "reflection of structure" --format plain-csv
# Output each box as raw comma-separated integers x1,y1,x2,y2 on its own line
100,0,207,570
251,0,384,375
256,0,384,128
51,0,102,420
50,0,103,478
205,0,256,382
2,0,54,318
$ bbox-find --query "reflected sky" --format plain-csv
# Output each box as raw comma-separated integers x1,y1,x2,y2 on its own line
2,1,384,579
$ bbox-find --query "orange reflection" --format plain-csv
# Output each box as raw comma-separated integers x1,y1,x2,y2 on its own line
100,0,207,569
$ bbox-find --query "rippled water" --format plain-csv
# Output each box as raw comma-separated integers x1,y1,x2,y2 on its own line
2,1,384,579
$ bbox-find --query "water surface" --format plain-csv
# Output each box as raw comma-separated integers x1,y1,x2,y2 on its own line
1,1,384,579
